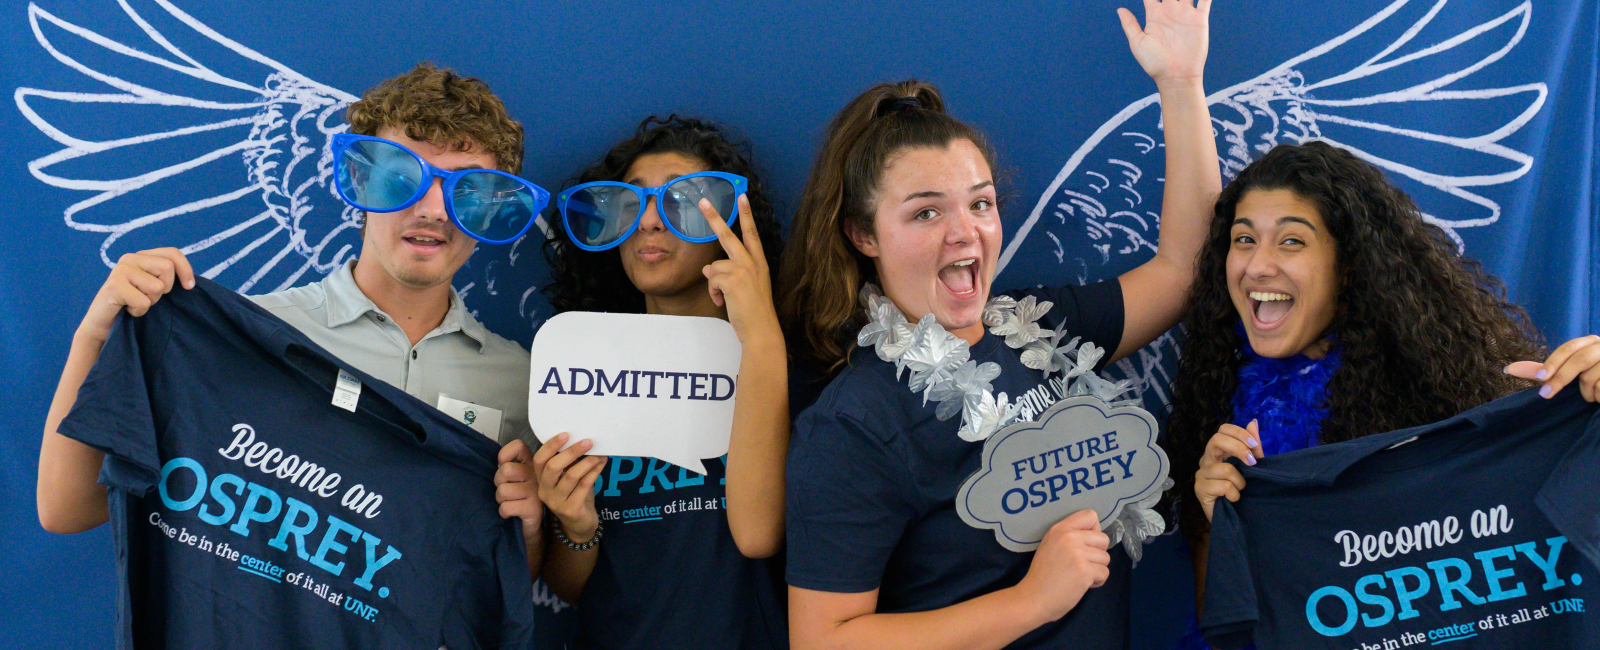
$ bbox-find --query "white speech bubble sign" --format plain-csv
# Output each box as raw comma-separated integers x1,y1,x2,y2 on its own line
528,312,741,475
956,395,1169,552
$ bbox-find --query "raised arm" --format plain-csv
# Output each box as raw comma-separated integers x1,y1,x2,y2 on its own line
39,248,194,533
1112,0,1222,363
701,195,790,558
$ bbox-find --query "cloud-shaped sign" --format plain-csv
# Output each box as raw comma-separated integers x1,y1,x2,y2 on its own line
956,395,1169,552
528,312,741,474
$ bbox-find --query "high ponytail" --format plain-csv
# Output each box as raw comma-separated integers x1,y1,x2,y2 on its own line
778,80,996,371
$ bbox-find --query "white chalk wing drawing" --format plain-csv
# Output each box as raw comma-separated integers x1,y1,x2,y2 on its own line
1000,0,1547,411
15,0,551,295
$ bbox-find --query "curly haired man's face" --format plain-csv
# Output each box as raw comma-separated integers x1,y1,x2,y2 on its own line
358,126,485,290
617,152,723,304
1226,188,1340,359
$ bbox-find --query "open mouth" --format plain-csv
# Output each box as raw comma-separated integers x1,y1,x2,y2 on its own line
404,235,446,251
939,258,979,298
1248,291,1294,327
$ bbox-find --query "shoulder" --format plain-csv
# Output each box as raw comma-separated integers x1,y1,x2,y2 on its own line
795,348,918,445
247,282,328,319
472,328,532,380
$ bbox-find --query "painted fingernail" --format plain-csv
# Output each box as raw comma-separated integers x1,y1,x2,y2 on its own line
1246,454,1256,466
1540,385,1553,398
1536,369,1548,380
1247,438,1259,448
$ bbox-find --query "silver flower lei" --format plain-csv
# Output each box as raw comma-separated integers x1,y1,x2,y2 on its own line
857,284,1173,561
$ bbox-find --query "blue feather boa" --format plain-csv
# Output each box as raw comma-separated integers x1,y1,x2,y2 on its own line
1174,335,1341,650
1228,338,1342,456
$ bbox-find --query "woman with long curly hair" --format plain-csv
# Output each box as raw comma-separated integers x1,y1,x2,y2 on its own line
493,115,791,649
1167,140,1600,645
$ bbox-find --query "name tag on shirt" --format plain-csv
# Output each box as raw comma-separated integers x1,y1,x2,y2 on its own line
437,394,503,439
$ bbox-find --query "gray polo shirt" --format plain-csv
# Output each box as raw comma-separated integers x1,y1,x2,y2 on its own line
248,260,532,447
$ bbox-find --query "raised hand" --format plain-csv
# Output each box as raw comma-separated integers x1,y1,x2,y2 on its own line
1117,0,1211,84
1195,420,1262,521
698,195,783,347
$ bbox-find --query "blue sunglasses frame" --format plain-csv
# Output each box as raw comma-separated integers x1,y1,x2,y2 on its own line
557,172,747,252
330,133,551,245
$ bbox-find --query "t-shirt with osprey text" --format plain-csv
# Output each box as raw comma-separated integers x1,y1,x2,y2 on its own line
1201,388,1600,649
59,278,535,649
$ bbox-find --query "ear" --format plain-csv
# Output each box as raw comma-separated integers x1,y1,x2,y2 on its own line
845,221,880,258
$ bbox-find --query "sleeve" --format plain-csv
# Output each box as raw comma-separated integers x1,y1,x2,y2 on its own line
1199,497,1259,650
1025,280,1126,372
56,307,172,494
441,515,536,649
785,402,919,593
1534,408,1600,573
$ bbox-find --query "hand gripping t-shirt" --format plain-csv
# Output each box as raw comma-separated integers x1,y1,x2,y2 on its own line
58,278,535,650
1200,388,1600,650
786,281,1133,650
574,454,787,649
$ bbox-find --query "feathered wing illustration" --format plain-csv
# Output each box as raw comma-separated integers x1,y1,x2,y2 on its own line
999,0,1546,411
17,0,360,293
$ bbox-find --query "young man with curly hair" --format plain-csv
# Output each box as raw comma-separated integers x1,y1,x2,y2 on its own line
38,64,545,571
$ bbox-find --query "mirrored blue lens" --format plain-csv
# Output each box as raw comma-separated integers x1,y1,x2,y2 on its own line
338,139,424,211
451,172,538,242
565,185,640,248
661,176,737,240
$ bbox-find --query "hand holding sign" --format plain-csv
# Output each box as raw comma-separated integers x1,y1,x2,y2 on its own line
956,396,1171,553
1013,510,1112,624
528,312,742,474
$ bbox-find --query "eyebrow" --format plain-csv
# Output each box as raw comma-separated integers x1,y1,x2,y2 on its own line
901,181,995,203
1232,216,1318,231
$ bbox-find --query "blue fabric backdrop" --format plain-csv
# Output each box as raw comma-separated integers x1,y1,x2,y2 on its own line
3,1,1594,648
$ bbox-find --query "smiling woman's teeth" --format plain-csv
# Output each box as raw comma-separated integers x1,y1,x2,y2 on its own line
1248,291,1294,324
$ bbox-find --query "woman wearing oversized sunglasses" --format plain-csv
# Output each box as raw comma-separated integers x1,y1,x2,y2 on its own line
495,115,790,649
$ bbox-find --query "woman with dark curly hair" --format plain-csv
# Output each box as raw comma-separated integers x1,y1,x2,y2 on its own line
1166,141,1600,645
494,115,790,649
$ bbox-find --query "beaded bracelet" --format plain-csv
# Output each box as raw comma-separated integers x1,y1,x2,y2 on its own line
550,518,602,551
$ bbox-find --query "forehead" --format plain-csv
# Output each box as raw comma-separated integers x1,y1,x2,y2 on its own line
375,125,496,169
879,140,992,194
626,152,708,184
1234,188,1325,229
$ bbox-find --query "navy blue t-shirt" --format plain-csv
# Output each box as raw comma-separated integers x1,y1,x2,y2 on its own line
59,278,535,650
1201,388,1600,649
574,453,787,649
786,281,1132,649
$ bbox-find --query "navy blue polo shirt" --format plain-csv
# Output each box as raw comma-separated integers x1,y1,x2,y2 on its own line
59,278,535,649
786,281,1132,649
1201,388,1600,649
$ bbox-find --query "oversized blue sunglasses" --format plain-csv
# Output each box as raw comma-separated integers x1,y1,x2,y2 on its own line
558,172,747,251
331,134,550,245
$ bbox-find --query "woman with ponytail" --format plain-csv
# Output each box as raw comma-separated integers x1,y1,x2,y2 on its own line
779,2,1219,649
